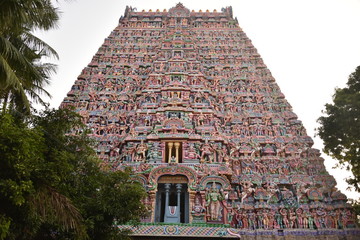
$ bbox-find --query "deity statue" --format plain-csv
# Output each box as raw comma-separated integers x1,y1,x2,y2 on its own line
147,147,161,162
192,194,205,214
170,155,177,163
240,181,255,203
205,182,224,221
289,209,297,228
185,143,200,161
280,208,289,228
200,142,214,163
214,145,227,163
136,141,148,162
197,112,205,125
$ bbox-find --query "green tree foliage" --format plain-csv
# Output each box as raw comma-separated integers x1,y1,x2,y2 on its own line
0,109,146,240
317,66,360,191
348,199,360,225
0,2,146,239
0,0,59,114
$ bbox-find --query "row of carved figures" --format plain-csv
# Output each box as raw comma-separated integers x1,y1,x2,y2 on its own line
228,207,355,229
69,72,281,98
80,121,306,144
189,183,354,229
112,28,246,38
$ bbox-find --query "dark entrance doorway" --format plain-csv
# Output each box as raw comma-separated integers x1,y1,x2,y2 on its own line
155,176,189,223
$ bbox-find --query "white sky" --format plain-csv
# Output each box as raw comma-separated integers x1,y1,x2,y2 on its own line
36,0,360,199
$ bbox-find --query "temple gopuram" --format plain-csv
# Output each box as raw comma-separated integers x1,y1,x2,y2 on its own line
60,3,359,239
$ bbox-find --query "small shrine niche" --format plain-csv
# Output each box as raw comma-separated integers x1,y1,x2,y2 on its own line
171,74,183,82
165,141,183,163
173,50,183,58
170,91,182,99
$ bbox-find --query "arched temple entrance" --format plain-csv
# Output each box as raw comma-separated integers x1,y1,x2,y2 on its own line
155,175,189,223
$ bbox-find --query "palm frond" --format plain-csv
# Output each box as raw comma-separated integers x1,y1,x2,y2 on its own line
0,36,30,67
0,55,29,108
22,32,59,59
29,186,87,238
0,0,59,33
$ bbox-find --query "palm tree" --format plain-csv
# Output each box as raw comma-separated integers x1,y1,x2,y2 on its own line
0,0,59,114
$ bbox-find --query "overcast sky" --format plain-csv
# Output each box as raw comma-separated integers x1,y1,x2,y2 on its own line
36,0,360,199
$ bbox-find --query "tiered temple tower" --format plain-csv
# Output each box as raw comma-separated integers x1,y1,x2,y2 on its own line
61,3,358,239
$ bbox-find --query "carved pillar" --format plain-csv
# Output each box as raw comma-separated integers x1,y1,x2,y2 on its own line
189,190,196,223
174,142,180,163
176,184,182,212
168,142,173,162
160,142,165,163
149,191,156,222
164,183,171,210
201,192,207,220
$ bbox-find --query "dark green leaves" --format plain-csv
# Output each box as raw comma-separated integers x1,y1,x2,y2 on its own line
0,109,146,240
317,66,360,191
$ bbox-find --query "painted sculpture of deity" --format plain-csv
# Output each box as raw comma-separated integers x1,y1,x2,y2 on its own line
205,183,224,221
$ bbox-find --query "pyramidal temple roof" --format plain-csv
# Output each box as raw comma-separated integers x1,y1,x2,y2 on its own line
61,3,358,239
